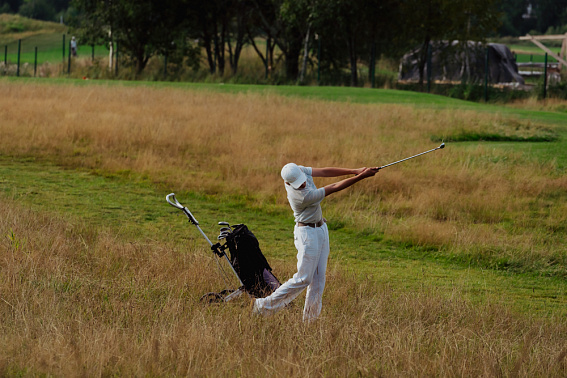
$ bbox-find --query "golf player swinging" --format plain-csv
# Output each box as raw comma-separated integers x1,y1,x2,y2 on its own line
252,163,380,321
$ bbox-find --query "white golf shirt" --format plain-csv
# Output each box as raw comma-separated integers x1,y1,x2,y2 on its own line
285,166,325,224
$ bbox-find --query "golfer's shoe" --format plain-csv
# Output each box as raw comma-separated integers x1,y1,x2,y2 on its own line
249,297,260,315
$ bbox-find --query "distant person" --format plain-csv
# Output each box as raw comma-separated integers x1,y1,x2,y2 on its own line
71,37,77,57
251,163,380,322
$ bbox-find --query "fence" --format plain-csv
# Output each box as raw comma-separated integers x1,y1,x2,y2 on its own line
1,34,115,77
2,36,560,100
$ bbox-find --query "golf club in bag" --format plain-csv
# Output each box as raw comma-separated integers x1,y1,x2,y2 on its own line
166,193,281,303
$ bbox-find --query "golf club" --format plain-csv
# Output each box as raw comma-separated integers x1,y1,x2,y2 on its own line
167,193,243,287
378,143,445,170
218,222,232,231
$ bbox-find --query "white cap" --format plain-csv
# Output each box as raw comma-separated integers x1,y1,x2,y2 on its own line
281,163,306,189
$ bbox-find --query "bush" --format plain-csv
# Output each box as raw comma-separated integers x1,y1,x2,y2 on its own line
544,75,567,100
5,20,24,33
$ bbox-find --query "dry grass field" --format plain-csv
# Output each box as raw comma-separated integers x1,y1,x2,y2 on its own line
2,199,567,376
1,80,565,271
1,79,567,376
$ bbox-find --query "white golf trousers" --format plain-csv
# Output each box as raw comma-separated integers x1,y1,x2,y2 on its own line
254,223,330,322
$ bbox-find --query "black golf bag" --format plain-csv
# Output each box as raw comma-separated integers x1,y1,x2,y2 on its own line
166,193,280,303
224,224,281,298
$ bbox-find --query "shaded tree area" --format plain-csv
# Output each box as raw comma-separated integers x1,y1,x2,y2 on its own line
0,0,70,20
498,0,567,36
190,0,254,76
8,0,565,84
68,0,501,83
72,0,192,75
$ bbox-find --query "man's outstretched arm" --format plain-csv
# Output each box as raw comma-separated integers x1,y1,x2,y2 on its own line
323,167,379,197
311,167,365,178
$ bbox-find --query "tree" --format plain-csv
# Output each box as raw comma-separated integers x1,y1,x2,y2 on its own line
534,0,567,34
72,0,189,75
498,0,534,36
252,0,310,81
226,0,253,74
246,0,279,78
308,0,402,87
497,0,567,37
187,0,252,76
0,0,23,13
19,0,56,21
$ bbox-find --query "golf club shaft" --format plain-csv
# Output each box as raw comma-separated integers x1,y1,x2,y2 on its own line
166,193,243,287
379,144,444,170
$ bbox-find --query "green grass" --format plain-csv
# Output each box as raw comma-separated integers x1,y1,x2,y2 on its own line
1,155,566,318
515,54,559,64
507,44,562,63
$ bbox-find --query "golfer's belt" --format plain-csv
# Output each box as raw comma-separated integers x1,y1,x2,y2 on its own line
297,219,325,228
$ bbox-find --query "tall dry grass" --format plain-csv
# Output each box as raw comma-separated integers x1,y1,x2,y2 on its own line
1,198,566,376
1,80,565,270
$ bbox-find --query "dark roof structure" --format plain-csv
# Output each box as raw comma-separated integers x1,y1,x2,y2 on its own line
399,41,525,85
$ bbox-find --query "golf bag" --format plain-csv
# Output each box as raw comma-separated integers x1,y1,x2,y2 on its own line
224,224,281,298
166,193,280,303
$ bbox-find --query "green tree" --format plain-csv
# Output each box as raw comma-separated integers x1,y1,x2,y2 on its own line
19,0,56,21
498,0,535,36
187,0,252,75
253,0,310,81
534,0,567,34
72,0,189,75
0,0,22,13
310,0,404,87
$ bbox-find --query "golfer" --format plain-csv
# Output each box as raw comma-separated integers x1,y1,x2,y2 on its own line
252,163,380,321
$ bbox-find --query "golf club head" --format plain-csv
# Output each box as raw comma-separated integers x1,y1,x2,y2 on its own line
219,227,231,233
439,142,445,149
218,222,230,226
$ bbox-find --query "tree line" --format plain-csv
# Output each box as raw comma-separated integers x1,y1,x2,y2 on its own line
68,0,506,85
1,0,70,21
3,0,567,84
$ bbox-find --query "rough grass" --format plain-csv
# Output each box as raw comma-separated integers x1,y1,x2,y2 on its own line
1,79,567,376
1,198,566,376
1,79,565,276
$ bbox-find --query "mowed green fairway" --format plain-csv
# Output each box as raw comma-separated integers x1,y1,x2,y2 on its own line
1,78,566,375
1,156,565,315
